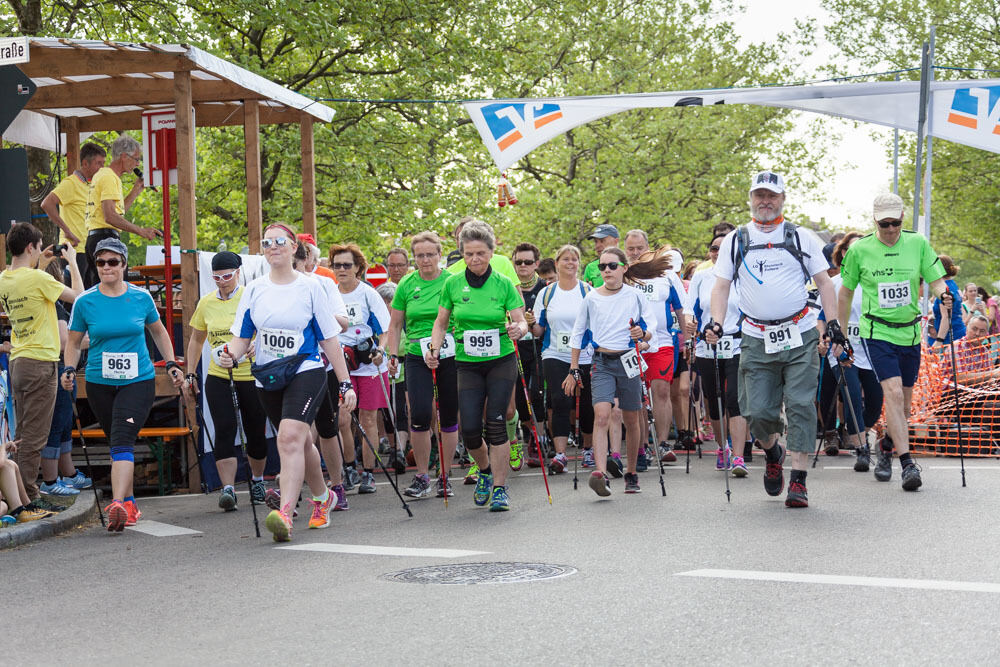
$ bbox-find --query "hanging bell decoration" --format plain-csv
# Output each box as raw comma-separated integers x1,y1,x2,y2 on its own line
497,171,518,208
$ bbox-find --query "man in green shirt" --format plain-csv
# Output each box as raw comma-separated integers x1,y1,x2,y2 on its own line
838,192,951,492
582,224,620,287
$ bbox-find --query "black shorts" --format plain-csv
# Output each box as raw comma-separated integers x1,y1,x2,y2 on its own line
256,368,327,426
404,354,458,432
543,358,594,437
694,355,740,420
204,375,268,460
457,354,517,447
86,379,155,460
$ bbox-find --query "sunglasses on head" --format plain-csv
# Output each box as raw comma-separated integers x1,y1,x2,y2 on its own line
95,258,123,268
877,219,903,229
514,259,536,266
598,262,621,271
212,271,236,282
332,262,355,270
261,237,291,249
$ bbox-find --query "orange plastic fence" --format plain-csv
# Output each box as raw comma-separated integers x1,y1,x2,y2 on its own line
906,333,1000,457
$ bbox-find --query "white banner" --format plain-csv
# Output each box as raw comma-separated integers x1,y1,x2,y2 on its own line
464,79,1000,172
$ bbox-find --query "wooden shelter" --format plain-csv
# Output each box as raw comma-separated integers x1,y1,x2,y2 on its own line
5,37,334,344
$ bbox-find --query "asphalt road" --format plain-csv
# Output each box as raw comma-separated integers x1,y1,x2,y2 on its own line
7,450,1000,665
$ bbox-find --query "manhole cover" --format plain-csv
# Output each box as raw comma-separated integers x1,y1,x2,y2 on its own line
384,562,577,585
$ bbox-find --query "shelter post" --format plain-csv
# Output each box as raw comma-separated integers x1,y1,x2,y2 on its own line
301,113,316,238
244,100,262,254
64,116,79,173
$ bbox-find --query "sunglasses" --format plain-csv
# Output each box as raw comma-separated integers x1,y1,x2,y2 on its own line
709,245,722,252
261,237,291,249
877,219,903,228
212,271,236,282
95,258,123,268
514,259,536,266
598,262,621,271
333,262,355,270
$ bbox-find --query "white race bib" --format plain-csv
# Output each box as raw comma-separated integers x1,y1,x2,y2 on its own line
715,335,735,359
878,281,911,309
420,333,456,359
763,322,803,354
464,329,500,357
102,352,138,380
553,330,572,353
259,328,303,359
344,302,365,326
847,321,861,344
621,348,641,378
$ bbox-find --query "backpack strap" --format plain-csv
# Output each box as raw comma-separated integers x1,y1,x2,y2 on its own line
733,222,811,284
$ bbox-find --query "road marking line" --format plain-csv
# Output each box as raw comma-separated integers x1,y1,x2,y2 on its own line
275,543,490,558
676,569,1000,594
126,520,202,537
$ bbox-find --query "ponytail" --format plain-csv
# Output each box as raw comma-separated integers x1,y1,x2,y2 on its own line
623,245,672,285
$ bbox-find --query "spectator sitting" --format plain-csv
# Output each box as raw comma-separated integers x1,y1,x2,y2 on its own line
946,315,998,385
1,440,55,524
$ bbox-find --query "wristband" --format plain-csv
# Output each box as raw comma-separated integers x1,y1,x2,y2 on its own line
185,373,198,382
165,360,181,373
339,380,354,396
63,366,76,375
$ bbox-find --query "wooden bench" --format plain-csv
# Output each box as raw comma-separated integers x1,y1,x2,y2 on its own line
71,426,193,495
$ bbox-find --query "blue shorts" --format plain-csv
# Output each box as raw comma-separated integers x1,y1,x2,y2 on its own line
862,338,921,387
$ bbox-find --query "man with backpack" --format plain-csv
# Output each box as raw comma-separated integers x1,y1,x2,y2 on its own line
705,171,842,508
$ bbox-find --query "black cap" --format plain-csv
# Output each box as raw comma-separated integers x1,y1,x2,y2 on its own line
212,251,242,271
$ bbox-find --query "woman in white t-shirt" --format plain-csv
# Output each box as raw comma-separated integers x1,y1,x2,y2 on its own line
221,224,356,542
531,245,594,473
330,243,391,495
569,247,667,497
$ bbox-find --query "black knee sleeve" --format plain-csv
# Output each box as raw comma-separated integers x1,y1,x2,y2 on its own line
484,418,507,446
463,429,484,449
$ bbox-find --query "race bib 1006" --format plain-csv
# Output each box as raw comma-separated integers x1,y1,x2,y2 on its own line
420,333,456,359
553,330,572,353
763,322,803,354
878,280,911,309
102,352,138,380
464,329,500,357
259,328,303,359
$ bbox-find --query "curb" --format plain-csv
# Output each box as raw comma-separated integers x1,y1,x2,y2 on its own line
0,490,99,550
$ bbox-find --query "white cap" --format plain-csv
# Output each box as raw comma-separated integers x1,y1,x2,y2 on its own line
666,249,684,276
872,192,904,221
749,170,784,194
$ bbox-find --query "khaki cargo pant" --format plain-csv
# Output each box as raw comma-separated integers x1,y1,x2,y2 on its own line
11,357,58,500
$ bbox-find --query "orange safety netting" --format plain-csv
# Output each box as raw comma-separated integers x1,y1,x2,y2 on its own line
905,332,1000,457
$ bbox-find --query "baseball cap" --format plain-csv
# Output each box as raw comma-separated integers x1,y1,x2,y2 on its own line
296,233,317,247
587,224,620,240
872,192,904,221
94,238,128,261
749,170,785,194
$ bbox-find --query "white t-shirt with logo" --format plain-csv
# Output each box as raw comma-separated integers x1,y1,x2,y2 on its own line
713,221,828,339
533,281,594,365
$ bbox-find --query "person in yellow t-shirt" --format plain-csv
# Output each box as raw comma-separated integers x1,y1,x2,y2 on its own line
183,252,268,512
41,143,107,277
0,223,83,502
82,134,160,288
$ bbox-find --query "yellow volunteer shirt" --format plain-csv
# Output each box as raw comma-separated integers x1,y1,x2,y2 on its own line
693,258,714,273
0,267,66,362
85,166,124,232
51,172,91,252
190,285,253,382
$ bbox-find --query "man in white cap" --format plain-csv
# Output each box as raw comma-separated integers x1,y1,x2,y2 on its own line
706,170,839,508
837,192,951,491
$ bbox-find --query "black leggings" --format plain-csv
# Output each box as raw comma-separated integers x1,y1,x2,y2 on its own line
457,354,517,449
86,379,155,462
694,355,740,420
204,375,267,460
513,341,544,424
818,363,884,435
314,369,343,439
257,368,327,426
543,358,594,437
404,354,458,432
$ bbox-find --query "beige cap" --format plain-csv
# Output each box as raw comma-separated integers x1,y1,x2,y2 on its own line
873,192,904,221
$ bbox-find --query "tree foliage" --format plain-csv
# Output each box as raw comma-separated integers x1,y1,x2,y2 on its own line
3,0,827,265
824,0,1000,288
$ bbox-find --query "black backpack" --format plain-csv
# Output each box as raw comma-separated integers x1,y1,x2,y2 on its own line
730,222,812,285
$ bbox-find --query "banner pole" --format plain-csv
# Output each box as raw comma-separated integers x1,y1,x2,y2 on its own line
912,39,930,234
893,74,900,194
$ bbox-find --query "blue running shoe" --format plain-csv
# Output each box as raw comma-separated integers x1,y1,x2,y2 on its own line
473,472,493,506
488,485,510,512
62,470,93,490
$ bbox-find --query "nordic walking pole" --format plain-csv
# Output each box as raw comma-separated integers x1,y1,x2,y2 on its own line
375,362,406,480
943,319,967,487
711,342,731,503
508,313,552,504
834,354,866,467
350,409,413,517
812,358,836,469
431,368,448,507
685,340,696,473
71,403,105,527
630,319,666,497
224,360,261,538
573,382,581,491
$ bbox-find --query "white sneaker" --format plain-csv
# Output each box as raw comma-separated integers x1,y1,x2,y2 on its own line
40,479,81,496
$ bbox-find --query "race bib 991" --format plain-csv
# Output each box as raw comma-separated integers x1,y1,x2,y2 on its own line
763,322,803,354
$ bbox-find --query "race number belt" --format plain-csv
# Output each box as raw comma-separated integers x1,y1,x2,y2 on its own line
743,305,810,330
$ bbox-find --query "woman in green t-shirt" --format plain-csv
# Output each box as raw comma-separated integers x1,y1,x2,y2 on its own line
387,231,459,501
426,220,528,512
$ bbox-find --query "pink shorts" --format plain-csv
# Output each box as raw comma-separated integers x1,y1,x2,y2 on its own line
351,372,389,411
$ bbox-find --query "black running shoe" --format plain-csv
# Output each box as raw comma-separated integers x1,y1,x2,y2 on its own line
763,444,785,497
624,472,641,494
636,448,648,473
784,481,808,507
901,462,922,491
606,454,624,478
874,448,893,482
854,445,870,473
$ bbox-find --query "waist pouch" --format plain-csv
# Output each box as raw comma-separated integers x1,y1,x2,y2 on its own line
345,336,378,371
251,353,309,391
866,313,922,329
